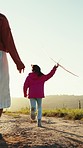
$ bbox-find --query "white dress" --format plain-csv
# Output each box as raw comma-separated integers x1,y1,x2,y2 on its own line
0,51,10,109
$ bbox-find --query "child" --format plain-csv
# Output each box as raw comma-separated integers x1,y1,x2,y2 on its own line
23,64,59,127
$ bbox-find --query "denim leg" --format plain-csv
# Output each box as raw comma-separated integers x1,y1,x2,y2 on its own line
36,98,42,120
30,99,36,112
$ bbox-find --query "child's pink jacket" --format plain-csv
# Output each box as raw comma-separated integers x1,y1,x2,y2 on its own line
23,66,57,98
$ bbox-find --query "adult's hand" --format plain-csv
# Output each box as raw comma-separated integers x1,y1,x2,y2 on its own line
16,61,25,73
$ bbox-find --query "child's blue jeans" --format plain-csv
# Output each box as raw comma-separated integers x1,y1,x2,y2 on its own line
30,98,42,120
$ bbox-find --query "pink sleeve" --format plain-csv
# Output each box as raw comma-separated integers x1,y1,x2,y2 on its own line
43,66,57,81
23,77,29,97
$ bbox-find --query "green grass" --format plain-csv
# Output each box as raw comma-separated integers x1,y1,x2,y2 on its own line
4,107,83,120
43,108,83,120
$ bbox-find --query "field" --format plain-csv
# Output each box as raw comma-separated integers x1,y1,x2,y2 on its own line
5,95,83,120
6,95,83,112
43,95,83,109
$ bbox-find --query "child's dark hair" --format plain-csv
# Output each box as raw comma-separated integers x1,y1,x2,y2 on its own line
32,65,43,76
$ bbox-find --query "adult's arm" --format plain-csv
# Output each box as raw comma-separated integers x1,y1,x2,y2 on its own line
1,14,25,72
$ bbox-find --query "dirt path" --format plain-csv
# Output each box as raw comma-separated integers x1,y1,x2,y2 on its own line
0,114,83,148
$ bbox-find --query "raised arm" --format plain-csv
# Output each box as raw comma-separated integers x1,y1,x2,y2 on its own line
44,64,59,81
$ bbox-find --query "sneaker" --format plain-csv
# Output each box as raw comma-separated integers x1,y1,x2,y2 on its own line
0,133,2,139
38,119,42,127
31,108,36,120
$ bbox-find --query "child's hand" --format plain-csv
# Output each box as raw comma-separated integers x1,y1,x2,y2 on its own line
55,63,59,68
24,94,27,97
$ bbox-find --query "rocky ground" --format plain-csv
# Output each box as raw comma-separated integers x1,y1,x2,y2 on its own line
0,114,83,148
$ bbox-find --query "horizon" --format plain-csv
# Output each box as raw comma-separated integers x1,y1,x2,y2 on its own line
11,94,83,98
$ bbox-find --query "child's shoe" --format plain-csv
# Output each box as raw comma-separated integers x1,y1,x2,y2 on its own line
31,108,36,120
0,133,2,139
38,119,42,127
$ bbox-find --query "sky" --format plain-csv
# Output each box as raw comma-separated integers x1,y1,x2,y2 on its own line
1,0,83,97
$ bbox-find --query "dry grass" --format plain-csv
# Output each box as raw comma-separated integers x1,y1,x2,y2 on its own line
4,107,83,120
